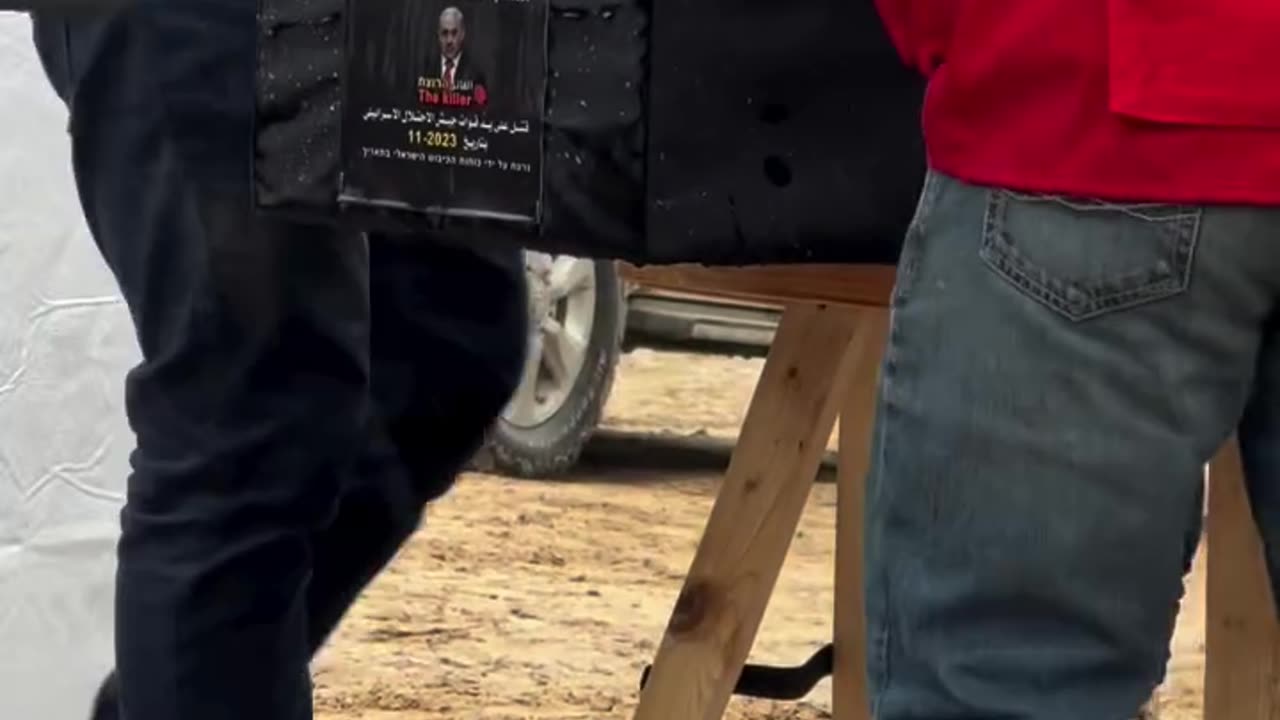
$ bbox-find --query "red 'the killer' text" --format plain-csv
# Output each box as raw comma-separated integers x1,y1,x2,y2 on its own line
419,89,476,107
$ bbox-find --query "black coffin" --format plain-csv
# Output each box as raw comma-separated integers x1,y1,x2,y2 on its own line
254,0,927,265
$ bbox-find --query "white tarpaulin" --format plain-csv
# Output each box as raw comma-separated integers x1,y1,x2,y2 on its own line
0,12,136,719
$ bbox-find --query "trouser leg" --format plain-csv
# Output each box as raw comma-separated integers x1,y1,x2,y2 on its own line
305,237,527,651
1235,314,1280,615
34,4,372,718
865,172,1280,719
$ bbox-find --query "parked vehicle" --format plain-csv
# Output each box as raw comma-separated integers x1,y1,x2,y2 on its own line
477,252,780,478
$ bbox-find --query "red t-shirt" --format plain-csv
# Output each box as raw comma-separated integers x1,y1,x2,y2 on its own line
874,0,1280,205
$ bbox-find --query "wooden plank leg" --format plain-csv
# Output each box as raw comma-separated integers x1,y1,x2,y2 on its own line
1204,438,1280,719
633,302,864,720
832,306,889,720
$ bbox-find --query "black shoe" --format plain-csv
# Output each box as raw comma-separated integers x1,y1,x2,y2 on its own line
90,670,119,720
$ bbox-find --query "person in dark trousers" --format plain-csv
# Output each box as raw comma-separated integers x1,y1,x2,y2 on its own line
865,1,1280,718
29,0,528,717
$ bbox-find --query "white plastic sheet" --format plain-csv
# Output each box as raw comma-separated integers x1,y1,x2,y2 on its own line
0,12,136,719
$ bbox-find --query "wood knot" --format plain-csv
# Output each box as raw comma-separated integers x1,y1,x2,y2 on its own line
668,579,715,636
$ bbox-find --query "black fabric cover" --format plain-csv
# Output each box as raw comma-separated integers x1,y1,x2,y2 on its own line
254,0,927,265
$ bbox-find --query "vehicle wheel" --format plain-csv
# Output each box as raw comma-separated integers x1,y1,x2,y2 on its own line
482,253,623,478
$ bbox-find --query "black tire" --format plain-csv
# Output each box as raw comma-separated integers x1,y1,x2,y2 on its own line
479,258,624,478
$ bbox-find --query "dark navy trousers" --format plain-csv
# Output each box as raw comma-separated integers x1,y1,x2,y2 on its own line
30,2,528,717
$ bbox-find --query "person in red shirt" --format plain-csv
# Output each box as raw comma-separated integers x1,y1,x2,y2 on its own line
865,1,1280,717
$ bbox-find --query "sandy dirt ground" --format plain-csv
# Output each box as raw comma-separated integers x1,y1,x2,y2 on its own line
313,349,1207,720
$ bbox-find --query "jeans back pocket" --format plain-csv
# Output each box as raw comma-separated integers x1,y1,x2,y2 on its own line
979,190,1202,322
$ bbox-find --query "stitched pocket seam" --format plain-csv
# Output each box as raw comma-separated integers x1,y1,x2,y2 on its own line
978,191,1201,322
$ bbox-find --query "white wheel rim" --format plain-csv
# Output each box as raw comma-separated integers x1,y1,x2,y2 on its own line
502,253,598,428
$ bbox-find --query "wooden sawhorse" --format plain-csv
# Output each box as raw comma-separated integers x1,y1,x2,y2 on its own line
619,264,1280,720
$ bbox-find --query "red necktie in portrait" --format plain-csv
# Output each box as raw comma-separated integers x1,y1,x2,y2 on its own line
444,58,455,91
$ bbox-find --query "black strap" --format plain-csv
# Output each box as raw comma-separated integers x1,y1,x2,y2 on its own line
639,643,834,701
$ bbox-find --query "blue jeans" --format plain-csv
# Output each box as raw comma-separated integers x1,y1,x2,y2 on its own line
865,171,1280,718
30,3,527,719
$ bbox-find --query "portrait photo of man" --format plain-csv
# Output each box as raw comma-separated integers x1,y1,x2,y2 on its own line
434,6,487,92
